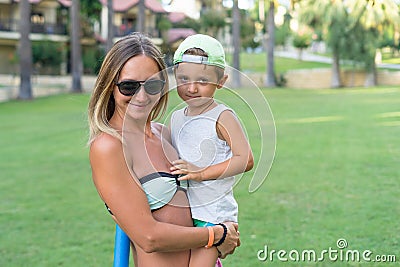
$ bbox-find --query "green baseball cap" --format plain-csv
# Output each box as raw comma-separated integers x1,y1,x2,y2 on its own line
173,34,226,69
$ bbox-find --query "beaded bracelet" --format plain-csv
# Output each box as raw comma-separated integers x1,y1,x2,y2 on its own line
213,223,227,247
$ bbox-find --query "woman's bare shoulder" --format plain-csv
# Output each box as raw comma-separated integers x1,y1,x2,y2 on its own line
90,133,122,156
89,133,126,182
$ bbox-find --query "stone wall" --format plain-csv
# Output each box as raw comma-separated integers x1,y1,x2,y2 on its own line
285,69,400,89
377,70,400,86
224,68,400,89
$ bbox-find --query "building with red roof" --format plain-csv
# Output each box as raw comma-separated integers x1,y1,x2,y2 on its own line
0,0,73,74
98,0,167,43
98,0,165,13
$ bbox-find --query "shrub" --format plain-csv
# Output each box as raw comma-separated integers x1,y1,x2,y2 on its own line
32,40,63,68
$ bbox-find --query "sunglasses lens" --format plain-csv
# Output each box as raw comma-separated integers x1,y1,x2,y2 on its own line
118,81,141,96
144,80,165,95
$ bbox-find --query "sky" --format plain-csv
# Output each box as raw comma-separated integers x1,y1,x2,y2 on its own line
222,0,255,9
163,0,256,19
222,0,291,8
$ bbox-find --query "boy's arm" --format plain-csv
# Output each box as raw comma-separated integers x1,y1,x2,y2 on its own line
171,110,254,181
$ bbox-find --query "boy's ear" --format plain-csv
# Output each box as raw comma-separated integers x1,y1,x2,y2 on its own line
216,74,228,89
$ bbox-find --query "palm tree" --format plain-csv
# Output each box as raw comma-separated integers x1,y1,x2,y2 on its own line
18,0,32,100
106,0,114,52
70,0,82,92
265,0,276,87
299,0,400,88
137,0,145,32
262,0,301,88
232,0,241,87
349,0,400,86
299,0,347,88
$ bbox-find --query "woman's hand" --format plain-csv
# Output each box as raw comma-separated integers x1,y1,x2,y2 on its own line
170,159,204,181
215,222,240,259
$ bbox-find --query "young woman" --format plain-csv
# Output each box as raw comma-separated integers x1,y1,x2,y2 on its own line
87,33,239,267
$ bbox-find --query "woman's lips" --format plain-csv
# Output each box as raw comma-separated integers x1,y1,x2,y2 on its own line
129,102,147,108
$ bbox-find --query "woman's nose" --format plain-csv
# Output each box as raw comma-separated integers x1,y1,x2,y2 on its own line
134,85,148,101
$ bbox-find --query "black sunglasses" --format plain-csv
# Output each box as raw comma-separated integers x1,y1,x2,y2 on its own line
115,79,165,96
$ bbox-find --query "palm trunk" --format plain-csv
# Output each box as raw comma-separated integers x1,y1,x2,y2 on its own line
265,1,276,87
137,0,145,33
71,0,82,92
364,56,377,87
18,0,32,100
232,0,241,88
331,49,341,88
106,0,114,52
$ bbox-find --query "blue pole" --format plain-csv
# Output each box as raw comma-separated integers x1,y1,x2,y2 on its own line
113,224,130,267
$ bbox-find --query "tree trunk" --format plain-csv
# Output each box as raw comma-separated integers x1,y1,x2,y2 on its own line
137,0,145,33
265,1,276,87
364,59,377,87
297,48,303,61
70,0,82,93
331,49,341,88
232,0,241,88
18,0,32,100
106,0,114,52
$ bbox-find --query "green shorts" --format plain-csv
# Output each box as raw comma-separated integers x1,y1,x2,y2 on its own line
193,218,216,227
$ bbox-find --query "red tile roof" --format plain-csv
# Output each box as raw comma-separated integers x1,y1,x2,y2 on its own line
168,28,196,43
99,0,166,13
14,0,71,6
57,0,71,7
168,12,187,23
13,0,41,3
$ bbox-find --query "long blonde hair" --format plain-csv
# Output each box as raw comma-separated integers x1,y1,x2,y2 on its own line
88,33,168,144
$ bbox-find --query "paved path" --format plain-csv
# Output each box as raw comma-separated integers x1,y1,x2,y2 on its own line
275,50,333,64
0,75,96,102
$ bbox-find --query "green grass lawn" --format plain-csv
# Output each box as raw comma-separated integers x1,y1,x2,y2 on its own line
1,87,399,266
381,51,400,65
382,57,400,64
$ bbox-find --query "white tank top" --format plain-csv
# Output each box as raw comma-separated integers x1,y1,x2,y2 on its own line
170,104,238,223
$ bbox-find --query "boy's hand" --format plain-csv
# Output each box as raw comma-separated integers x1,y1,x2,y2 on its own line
170,159,204,181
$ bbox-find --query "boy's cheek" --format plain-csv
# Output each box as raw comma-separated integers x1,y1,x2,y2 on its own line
176,88,187,99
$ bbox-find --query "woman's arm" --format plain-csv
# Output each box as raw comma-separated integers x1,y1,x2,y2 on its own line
90,133,239,253
171,110,254,181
